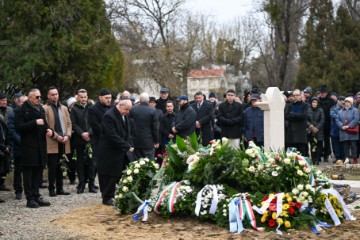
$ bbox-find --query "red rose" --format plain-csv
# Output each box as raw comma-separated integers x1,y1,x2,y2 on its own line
262,196,269,201
288,207,295,215
295,202,301,209
268,219,276,227
269,203,277,211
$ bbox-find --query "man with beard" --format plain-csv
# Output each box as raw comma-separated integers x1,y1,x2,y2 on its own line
15,89,52,208
70,89,97,194
172,95,196,139
88,89,112,169
97,99,134,206
43,86,72,197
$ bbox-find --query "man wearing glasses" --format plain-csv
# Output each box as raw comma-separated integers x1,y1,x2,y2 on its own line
216,89,244,148
15,89,52,208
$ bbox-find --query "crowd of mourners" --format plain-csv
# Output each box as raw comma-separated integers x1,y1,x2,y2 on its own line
0,84,359,207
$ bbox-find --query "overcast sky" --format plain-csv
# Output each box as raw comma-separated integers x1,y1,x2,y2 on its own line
183,0,255,23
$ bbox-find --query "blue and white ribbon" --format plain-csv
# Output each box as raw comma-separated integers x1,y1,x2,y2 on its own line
133,200,152,222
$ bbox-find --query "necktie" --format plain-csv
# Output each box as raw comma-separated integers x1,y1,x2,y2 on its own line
197,104,201,109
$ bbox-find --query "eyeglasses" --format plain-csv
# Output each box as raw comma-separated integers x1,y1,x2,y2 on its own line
35,96,41,99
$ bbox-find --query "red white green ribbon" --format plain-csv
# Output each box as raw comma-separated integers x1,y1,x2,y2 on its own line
154,182,177,213
167,182,182,213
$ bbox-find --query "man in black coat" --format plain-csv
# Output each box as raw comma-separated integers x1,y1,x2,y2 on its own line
97,99,134,206
172,95,196,139
70,89,97,194
15,89,52,208
317,85,336,162
88,89,112,168
156,87,174,114
191,91,214,146
284,89,308,156
129,93,159,160
159,100,176,148
216,89,244,148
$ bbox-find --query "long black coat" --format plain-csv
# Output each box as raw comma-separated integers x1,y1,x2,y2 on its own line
285,101,308,144
216,101,244,138
172,103,196,138
191,101,214,145
97,107,132,177
15,100,48,167
88,101,110,144
129,102,159,148
71,102,91,146
318,95,336,131
307,106,325,141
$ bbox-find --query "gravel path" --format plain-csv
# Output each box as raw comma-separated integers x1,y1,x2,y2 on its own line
0,180,101,240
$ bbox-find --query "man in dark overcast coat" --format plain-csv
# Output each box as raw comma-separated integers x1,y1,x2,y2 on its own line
97,99,134,206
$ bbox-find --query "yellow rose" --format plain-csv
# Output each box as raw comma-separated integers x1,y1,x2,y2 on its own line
261,215,267,223
280,211,289,217
263,210,268,217
284,221,291,228
276,218,283,225
272,212,277,219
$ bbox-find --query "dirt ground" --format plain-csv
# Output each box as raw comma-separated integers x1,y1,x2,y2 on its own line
51,204,360,240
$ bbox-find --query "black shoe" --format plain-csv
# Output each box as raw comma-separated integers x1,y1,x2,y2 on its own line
36,197,51,207
15,193,22,200
77,189,84,194
0,185,10,191
89,188,97,193
49,190,57,197
56,190,70,195
39,184,48,189
0,198,5,203
102,199,114,206
26,200,40,208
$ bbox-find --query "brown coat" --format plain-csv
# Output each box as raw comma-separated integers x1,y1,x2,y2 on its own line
43,103,72,154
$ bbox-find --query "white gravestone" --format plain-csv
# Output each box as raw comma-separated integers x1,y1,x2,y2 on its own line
256,87,285,150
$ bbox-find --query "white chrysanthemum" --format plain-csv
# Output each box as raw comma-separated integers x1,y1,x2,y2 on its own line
297,184,304,191
301,191,309,198
305,168,311,173
297,170,304,176
267,158,275,164
245,149,254,155
305,184,311,190
139,160,146,165
127,176,133,182
292,188,299,195
248,166,256,173
144,158,150,162
126,170,132,175
122,179,128,184
115,193,123,199
154,163,159,169
122,186,128,192
134,163,141,168
298,160,305,166
257,164,264,170
283,158,291,164
133,168,139,174
272,171,278,177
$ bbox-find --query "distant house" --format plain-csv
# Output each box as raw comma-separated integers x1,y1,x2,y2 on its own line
187,65,251,100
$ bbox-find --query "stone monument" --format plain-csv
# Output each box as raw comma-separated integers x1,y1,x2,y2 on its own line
256,87,285,150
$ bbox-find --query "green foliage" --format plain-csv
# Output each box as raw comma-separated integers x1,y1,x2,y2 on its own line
0,0,124,97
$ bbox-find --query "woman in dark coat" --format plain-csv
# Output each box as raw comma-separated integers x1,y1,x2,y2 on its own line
307,97,325,165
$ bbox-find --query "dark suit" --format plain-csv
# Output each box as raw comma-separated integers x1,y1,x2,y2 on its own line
97,107,132,202
15,101,48,201
129,102,159,160
88,101,110,167
217,101,244,139
191,101,214,146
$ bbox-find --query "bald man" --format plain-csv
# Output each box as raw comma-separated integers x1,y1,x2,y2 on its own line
97,100,134,206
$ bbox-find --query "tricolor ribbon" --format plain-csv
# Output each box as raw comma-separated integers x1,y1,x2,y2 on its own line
154,182,177,213
248,142,266,164
167,182,182,213
133,200,152,222
229,194,264,234
296,155,316,186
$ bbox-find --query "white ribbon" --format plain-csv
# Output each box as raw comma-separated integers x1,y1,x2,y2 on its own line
195,187,206,216
209,185,219,214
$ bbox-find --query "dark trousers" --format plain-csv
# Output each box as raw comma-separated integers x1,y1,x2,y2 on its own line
75,145,95,190
331,136,344,160
343,140,358,159
66,147,76,183
309,138,323,164
47,152,64,192
134,148,155,161
22,166,42,201
323,129,332,159
13,156,23,194
196,127,212,147
98,173,120,201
